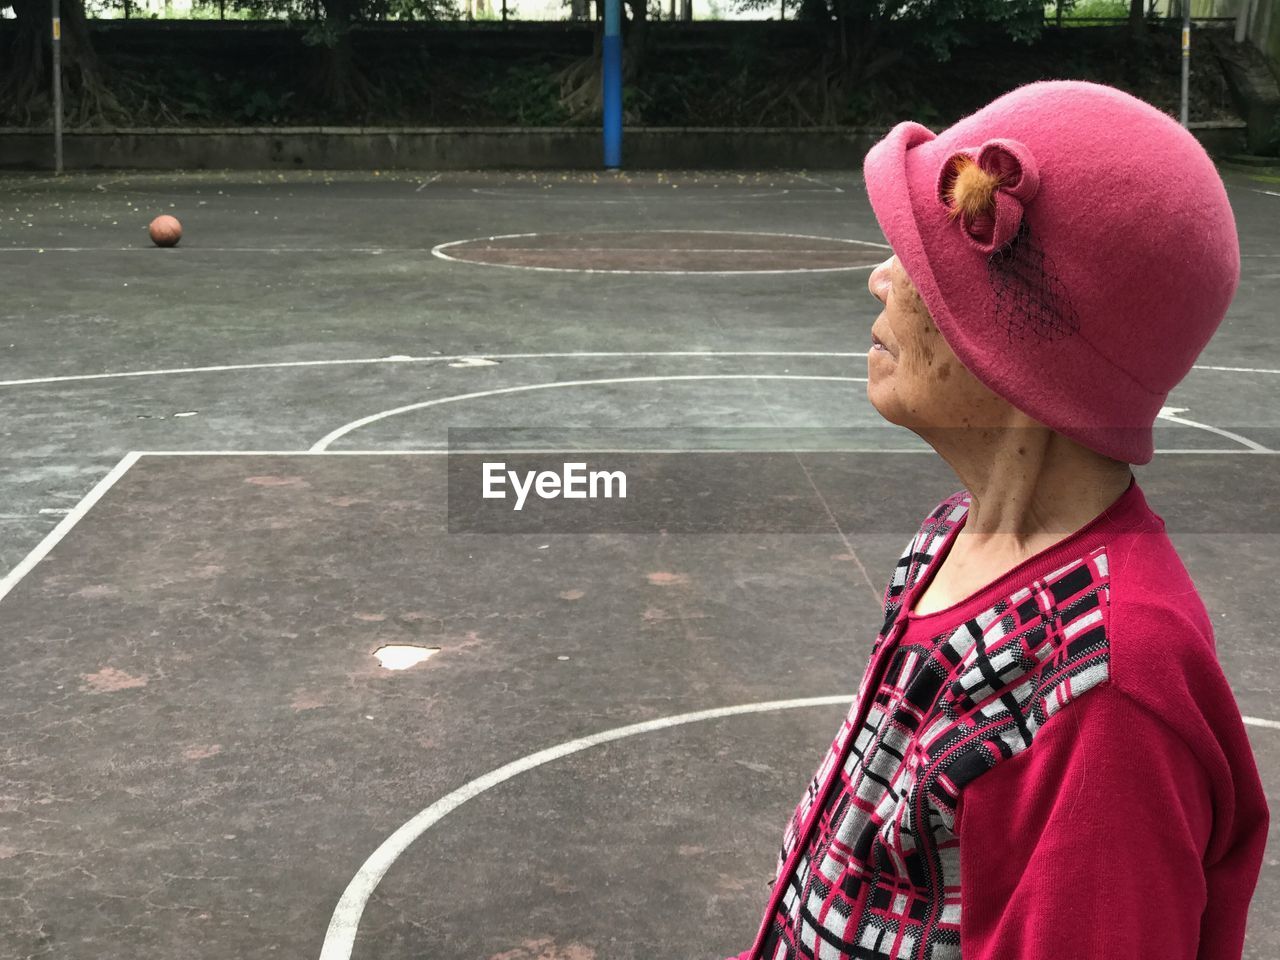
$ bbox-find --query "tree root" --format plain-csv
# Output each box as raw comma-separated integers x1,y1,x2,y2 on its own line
554,54,603,124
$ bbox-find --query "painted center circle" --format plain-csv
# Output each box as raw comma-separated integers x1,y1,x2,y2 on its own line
434,231,886,274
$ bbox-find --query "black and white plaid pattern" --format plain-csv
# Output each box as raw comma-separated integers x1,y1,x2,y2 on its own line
756,492,1113,960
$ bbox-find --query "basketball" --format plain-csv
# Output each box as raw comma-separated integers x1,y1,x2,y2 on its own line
148,215,182,248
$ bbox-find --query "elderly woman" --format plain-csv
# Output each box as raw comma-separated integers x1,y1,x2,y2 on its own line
727,81,1269,960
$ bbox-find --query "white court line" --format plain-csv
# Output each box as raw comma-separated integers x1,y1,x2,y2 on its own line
0,351,867,389
317,685,1280,960
430,230,890,275
793,173,845,193
316,694,854,960
440,249,870,257
310,375,871,452
135,448,917,455
0,451,139,607
431,228,889,251
1193,364,1280,374
39,192,852,207
112,448,1280,456
468,187,790,202
0,247,393,254
313,377,1275,453
415,174,442,192
1,437,1276,958
4,352,1280,390
1157,408,1272,453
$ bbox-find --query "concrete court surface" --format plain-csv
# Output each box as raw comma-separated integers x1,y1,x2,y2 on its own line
0,167,1277,960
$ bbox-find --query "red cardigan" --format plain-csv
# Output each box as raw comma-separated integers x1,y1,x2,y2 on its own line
728,478,1269,960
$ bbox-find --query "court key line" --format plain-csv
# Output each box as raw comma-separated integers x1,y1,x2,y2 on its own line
0,451,140,606
4,352,1280,391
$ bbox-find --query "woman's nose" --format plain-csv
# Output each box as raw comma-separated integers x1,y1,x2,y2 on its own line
868,257,894,303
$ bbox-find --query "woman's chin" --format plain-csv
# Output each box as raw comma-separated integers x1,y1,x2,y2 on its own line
866,383,905,428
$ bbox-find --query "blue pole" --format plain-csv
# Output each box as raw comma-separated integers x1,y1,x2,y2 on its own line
602,0,622,168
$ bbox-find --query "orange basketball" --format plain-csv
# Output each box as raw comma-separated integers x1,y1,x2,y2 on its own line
148,215,182,247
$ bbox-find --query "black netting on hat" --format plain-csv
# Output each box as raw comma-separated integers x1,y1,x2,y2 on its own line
987,222,1080,344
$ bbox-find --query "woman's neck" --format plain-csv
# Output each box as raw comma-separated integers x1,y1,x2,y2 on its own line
927,423,1134,560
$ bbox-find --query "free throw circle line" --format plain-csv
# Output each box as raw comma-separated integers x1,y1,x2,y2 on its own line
317,693,854,960
309,374,870,451
430,229,889,275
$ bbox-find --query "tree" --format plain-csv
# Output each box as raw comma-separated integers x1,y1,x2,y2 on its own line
554,0,655,123
1128,0,1144,38
0,0,122,124
0,0,459,125
731,0,1045,124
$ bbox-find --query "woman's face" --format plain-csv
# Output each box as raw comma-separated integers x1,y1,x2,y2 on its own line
866,255,1008,435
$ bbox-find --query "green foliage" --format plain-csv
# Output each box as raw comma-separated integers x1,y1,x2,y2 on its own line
12,14,1235,129
1044,0,1130,21
369,0,457,16
484,62,570,124
302,18,347,44
237,86,297,121
184,2,271,19
175,0,455,23
1065,0,1129,15
735,0,1046,60
103,55,303,124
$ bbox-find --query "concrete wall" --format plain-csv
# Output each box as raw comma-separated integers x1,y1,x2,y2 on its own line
0,123,1245,172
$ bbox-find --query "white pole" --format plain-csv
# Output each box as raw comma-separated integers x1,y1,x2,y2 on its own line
1234,0,1251,43
51,0,63,174
1180,0,1191,128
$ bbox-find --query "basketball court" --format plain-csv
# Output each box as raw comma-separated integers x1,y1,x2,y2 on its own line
0,167,1277,959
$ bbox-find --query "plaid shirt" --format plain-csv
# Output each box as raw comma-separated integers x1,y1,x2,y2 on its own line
733,481,1269,960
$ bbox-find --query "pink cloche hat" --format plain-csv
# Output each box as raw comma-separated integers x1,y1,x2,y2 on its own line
863,80,1239,464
